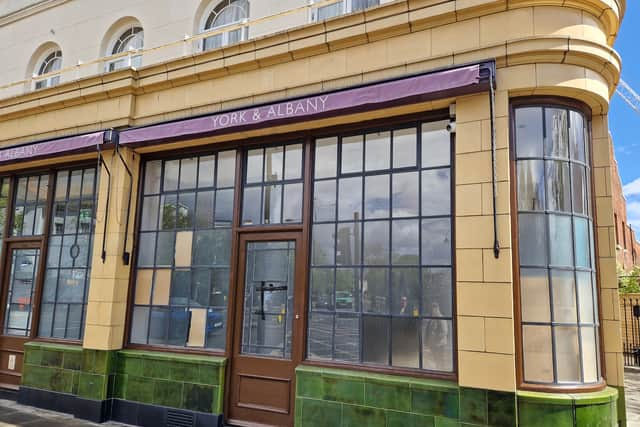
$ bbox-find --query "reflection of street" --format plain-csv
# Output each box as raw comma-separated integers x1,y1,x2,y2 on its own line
309,315,359,361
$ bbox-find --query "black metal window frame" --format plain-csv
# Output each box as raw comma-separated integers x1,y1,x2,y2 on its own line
11,174,49,237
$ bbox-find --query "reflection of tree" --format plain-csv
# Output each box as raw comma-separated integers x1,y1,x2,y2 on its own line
162,202,193,229
13,210,24,232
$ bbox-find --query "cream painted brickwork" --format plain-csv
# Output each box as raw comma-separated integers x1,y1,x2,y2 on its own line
84,148,140,350
0,0,625,394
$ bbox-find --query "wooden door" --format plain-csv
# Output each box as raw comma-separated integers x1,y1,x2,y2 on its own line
0,242,44,387
227,232,305,427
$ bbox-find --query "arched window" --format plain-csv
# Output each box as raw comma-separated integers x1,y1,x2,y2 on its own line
34,50,62,90
201,0,249,51
105,25,144,72
312,0,379,21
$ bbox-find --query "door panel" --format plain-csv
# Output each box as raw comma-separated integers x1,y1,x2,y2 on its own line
228,234,303,427
0,246,42,387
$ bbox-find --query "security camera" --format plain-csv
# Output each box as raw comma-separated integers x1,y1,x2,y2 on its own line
446,121,456,133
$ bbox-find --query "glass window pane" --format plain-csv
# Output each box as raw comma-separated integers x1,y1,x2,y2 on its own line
137,233,156,267
392,220,419,265
341,135,363,174
574,217,590,268
571,164,588,216
363,268,388,314
308,312,333,359
314,180,336,222
554,326,580,383
421,218,451,266
545,108,569,159
362,316,389,364
336,222,361,266
149,307,169,345
421,121,450,167
335,313,359,362
392,317,419,368
285,144,303,180
338,177,362,221
422,268,452,318
246,149,263,184
576,271,595,324
393,128,417,168
421,169,450,216
215,189,234,227
546,161,571,212
310,268,334,311
176,192,195,229
365,132,391,171
195,191,215,229
391,268,419,315
515,107,543,158
26,176,39,201
55,171,69,201
520,268,550,323
517,160,545,211
198,155,216,188
39,304,54,338
82,169,96,198
180,158,198,190
141,196,160,231
518,214,547,266
15,178,27,203
363,221,389,265
156,231,176,267
336,269,359,312
569,111,586,162
312,224,335,266
163,160,179,192
217,150,236,187
523,325,553,382
159,194,177,229
131,307,150,344
393,172,419,218
551,269,577,323
549,215,573,267
364,174,389,219
144,160,162,194
283,183,302,224
263,184,282,224
193,229,231,266
315,138,338,179
422,318,452,372
264,146,284,182
581,327,598,382
242,187,262,226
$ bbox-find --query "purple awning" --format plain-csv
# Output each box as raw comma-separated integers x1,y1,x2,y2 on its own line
0,131,105,164
120,63,488,146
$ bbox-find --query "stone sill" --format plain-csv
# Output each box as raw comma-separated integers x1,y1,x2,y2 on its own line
118,349,227,366
517,386,618,406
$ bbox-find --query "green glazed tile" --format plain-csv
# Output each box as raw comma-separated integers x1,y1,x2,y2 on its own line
170,362,199,383
488,390,516,427
459,387,487,425
92,350,115,375
72,371,80,395
323,376,364,405
198,363,220,386
297,372,323,399
342,404,386,427
24,348,42,366
434,416,458,427
81,350,96,373
41,350,63,368
575,403,613,427
300,399,342,427
182,383,215,413
22,365,51,389
50,368,74,393
615,386,625,425
78,373,107,400
113,374,127,399
154,380,184,409
63,351,82,371
118,355,143,375
142,359,172,380
518,401,574,427
570,387,618,406
364,381,411,412
412,389,459,418
386,410,434,427
125,376,155,404
295,398,303,427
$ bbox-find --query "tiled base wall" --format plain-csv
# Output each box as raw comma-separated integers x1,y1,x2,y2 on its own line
20,342,226,423
295,366,621,427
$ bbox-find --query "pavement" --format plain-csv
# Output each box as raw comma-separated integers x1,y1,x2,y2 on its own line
0,399,129,427
626,367,640,427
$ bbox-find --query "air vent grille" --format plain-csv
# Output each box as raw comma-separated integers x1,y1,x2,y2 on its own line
166,409,194,427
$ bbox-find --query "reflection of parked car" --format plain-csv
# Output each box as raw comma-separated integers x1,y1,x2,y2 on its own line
336,291,354,309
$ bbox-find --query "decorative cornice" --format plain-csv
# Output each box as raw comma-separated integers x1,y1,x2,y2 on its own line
0,0,69,28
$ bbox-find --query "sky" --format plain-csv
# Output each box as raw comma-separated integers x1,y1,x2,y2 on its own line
612,3,640,234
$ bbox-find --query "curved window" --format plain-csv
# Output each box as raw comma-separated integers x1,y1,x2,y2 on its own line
514,103,600,385
34,50,62,90
308,120,454,373
106,26,144,72
312,0,379,21
202,0,249,51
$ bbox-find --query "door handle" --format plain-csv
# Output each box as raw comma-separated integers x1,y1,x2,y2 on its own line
295,314,300,320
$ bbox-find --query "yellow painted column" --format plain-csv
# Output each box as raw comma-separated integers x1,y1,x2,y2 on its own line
455,90,516,391
83,147,140,350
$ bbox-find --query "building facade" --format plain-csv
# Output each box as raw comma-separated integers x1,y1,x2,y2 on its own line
0,0,627,426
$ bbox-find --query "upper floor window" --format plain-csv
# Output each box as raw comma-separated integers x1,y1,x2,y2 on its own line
514,103,600,386
311,0,379,21
34,50,62,90
105,25,144,72
201,0,249,51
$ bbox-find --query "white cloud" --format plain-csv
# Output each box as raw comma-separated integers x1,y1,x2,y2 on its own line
627,200,640,236
623,177,640,198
